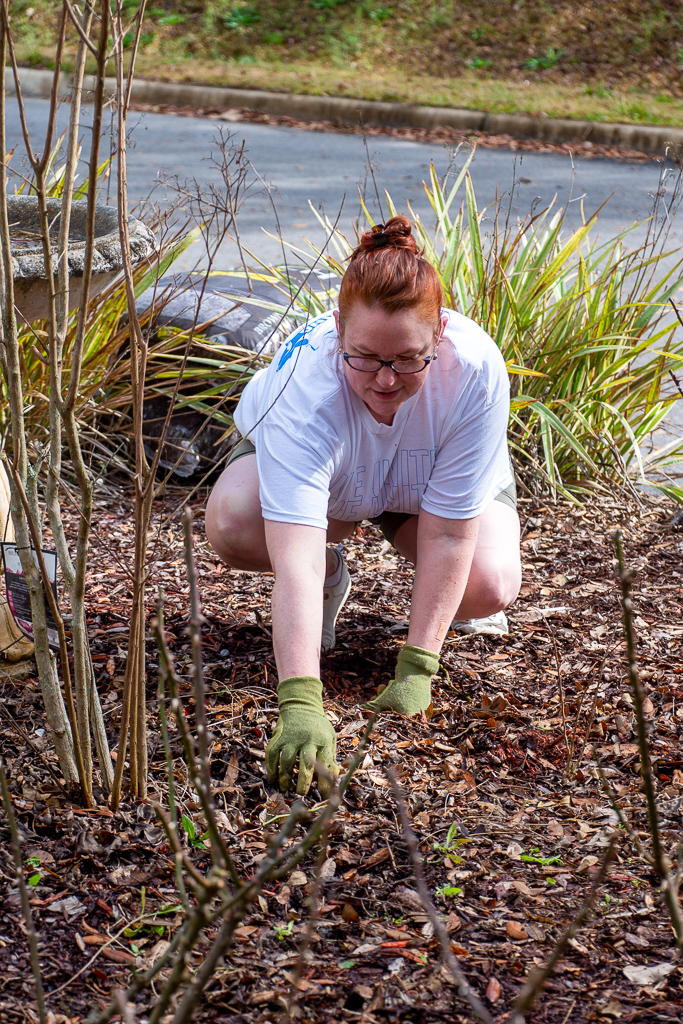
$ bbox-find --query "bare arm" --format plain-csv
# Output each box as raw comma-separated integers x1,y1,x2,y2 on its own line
408,510,480,653
264,519,327,679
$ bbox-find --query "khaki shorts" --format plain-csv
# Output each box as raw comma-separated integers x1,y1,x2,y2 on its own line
225,436,517,547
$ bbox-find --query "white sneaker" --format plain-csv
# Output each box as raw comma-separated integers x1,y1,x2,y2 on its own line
450,610,509,636
321,549,352,653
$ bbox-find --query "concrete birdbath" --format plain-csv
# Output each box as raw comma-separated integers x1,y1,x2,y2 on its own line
8,194,156,321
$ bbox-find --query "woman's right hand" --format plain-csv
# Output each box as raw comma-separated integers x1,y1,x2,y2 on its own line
265,676,339,796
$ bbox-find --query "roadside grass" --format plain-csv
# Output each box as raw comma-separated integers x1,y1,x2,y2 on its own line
11,1,683,128
116,56,683,129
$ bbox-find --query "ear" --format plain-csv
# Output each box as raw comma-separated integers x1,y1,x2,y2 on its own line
333,309,341,335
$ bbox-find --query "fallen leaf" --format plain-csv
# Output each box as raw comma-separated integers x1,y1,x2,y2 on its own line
486,977,502,1003
576,855,599,874
363,847,390,870
319,858,336,881
642,697,654,715
445,912,461,934
101,948,135,965
506,920,528,940
623,963,675,987
342,904,360,923
288,871,307,887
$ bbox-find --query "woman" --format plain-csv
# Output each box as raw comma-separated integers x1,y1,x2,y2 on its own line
206,217,521,797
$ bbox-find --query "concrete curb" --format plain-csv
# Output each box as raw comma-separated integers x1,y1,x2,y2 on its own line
7,66,683,158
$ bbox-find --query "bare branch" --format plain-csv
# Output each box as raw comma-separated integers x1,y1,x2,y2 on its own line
510,841,617,1022
387,766,494,1024
0,762,47,1024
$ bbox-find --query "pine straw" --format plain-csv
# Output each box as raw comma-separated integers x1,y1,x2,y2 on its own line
1,490,682,1023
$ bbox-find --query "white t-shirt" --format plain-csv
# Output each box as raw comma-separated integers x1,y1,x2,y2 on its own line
233,309,512,529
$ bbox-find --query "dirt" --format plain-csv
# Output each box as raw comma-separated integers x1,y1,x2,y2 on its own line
1,490,682,1023
129,102,662,163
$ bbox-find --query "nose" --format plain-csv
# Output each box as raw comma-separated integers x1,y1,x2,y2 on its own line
375,365,398,388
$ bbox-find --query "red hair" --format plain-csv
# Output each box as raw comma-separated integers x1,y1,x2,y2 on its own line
338,215,443,329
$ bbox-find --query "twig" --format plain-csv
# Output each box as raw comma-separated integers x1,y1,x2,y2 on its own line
612,531,683,948
591,747,650,862
386,766,493,1024
547,626,570,775
0,762,47,1024
509,840,617,1023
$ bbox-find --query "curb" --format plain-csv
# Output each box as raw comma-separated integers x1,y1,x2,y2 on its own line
8,66,683,158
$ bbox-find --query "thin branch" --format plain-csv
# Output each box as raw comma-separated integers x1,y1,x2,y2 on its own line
613,531,683,947
0,762,47,1024
386,766,493,1024
510,840,617,1023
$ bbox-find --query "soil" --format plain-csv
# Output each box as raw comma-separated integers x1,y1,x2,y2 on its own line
129,102,662,163
1,490,682,1023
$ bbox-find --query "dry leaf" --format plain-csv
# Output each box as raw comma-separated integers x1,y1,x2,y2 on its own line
341,904,360,923
506,920,528,940
319,858,337,881
486,977,502,1003
288,871,307,887
101,948,135,965
623,963,675,987
576,855,599,874
642,697,654,715
364,847,390,870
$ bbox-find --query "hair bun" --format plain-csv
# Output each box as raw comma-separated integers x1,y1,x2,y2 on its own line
357,215,420,255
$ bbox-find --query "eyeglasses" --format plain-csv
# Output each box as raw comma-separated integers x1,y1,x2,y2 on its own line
340,352,437,374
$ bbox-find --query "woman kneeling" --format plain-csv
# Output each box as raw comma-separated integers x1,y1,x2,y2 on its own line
206,216,521,796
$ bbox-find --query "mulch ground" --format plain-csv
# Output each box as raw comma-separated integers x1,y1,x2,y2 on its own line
1,490,682,1023
129,102,662,164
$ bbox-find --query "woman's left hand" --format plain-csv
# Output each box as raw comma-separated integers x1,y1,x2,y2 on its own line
361,643,439,715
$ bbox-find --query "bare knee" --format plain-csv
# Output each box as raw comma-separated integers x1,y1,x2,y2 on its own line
205,490,266,570
460,561,521,618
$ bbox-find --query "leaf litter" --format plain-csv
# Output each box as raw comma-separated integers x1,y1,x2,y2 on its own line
0,490,682,1022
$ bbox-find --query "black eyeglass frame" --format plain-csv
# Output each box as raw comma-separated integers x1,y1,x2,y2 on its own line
339,350,438,375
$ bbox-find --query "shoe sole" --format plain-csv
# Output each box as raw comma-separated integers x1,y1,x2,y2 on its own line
321,569,352,653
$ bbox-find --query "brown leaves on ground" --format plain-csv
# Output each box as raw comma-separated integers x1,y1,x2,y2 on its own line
0,490,682,1023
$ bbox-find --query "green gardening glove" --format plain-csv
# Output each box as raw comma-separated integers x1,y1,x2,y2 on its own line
361,644,440,715
265,677,339,797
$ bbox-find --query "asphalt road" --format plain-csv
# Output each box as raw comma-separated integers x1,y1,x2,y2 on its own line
6,97,683,455
8,97,683,268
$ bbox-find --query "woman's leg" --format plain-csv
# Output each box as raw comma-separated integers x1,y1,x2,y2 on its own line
205,455,354,574
392,499,521,619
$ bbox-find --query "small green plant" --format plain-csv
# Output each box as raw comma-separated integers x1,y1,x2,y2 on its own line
467,57,492,69
273,919,295,940
677,48,683,68
432,822,470,864
223,4,261,29
25,856,42,886
182,814,209,850
435,883,462,900
262,31,285,44
368,6,392,22
521,848,562,866
523,47,564,71
471,28,487,41
157,13,185,25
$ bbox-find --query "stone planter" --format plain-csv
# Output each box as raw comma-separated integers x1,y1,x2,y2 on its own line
7,194,156,321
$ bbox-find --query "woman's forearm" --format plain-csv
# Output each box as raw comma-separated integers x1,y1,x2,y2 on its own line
407,513,479,654
265,520,327,680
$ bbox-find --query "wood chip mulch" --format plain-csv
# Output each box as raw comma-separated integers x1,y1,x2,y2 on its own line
1,489,682,1023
